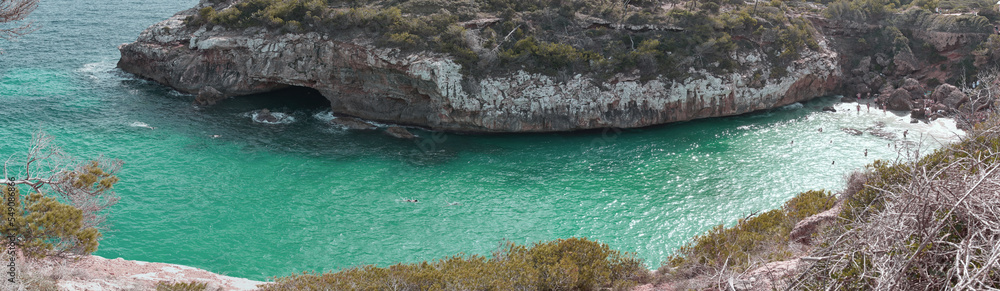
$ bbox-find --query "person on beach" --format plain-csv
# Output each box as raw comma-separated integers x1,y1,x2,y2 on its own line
903,130,908,139
866,103,870,112
857,104,861,114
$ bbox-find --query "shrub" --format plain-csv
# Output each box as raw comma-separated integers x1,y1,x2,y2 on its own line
260,237,648,290
796,115,1000,289
155,281,211,291
1,186,101,259
665,190,837,274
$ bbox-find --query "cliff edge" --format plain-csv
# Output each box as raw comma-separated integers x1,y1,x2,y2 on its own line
117,0,841,132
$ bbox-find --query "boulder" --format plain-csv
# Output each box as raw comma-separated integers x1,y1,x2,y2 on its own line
901,77,923,92
196,86,224,105
331,117,376,130
910,107,926,119
893,51,919,75
841,128,863,136
385,126,417,139
253,108,279,123
943,91,969,110
930,84,960,103
931,103,949,114
821,106,837,112
885,88,913,111
930,84,970,110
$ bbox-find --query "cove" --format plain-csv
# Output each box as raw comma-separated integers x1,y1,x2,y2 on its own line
0,0,963,281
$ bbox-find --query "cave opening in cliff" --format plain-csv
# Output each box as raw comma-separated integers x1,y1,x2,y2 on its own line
223,85,331,111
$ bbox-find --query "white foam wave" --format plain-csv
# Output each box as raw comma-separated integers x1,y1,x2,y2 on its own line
312,110,338,123
129,121,155,129
827,101,964,145
249,111,296,125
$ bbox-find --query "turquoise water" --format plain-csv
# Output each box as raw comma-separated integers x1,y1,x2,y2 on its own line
0,0,965,281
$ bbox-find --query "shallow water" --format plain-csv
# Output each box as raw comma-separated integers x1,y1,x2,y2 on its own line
0,0,964,280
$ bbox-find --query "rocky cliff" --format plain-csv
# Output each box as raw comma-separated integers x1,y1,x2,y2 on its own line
118,3,841,133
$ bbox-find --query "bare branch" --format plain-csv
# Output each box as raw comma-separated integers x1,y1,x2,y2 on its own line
0,0,39,41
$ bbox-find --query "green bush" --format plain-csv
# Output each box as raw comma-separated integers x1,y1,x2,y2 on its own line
155,281,210,291
666,190,837,273
261,237,649,290
183,0,825,81
1,186,101,259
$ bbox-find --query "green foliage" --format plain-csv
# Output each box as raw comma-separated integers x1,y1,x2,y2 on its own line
979,5,1000,22
1,186,101,259
155,281,210,291
260,237,649,290
784,190,837,222
199,0,328,29
974,34,1000,68
666,190,837,273
501,36,601,75
184,0,826,81
824,0,896,23
894,8,993,33
840,160,912,222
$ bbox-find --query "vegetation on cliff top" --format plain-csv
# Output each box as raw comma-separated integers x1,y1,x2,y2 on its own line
186,0,819,81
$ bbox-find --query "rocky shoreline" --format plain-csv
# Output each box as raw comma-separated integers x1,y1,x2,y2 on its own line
117,1,842,133
26,255,266,291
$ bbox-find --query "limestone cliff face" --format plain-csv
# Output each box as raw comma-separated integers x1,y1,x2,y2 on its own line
118,6,841,133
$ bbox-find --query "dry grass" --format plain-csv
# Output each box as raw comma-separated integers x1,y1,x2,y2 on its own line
793,115,1000,289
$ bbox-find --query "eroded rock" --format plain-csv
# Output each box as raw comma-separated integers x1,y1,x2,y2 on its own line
886,88,913,111
385,127,417,139
331,116,377,130
117,1,842,133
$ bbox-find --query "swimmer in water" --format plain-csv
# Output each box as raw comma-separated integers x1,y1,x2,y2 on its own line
864,149,868,157
211,134,221,138
903,130,908,139
404,199,418,203
818,128,823,133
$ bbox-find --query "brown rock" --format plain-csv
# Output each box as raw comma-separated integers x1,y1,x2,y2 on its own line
893,51,919,75
944,91,969,109
910,107,926,119
789,200,843,245
331,116,376,130
886,88,913,111
196,86,224,105
114,1,842,133
930,84,969,109
841,128,863,136
253,108,279,123
385,126,417,139
931,103,948,114
930,83,959,102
